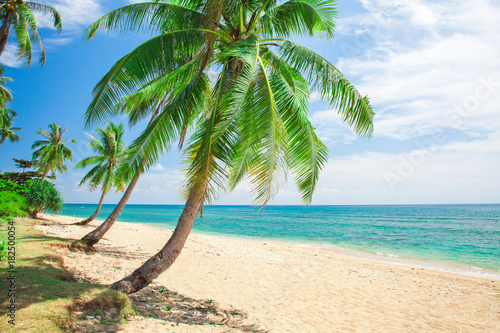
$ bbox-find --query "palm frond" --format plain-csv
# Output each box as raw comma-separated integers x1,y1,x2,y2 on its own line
84,29,209,129
278,41,374,137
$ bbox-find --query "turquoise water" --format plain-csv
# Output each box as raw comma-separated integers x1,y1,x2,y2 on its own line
59,204,500,272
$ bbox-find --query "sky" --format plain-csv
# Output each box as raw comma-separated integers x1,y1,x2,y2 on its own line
0,0,499,206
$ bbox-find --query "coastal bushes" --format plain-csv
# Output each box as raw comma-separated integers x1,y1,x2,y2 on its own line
24,179,63,219
0,178,64,219
0,191,27,218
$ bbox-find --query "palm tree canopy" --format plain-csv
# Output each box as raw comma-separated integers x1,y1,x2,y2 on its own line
32,122,75,178
0,0,62,66
0,100,20,144
83,0,374,206
0,64,13,102
75,122,129,194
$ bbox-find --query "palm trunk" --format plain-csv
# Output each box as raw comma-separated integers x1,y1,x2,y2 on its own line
41,164,50,181
0,13,12,57
109,191,202,294
30,210,39,219
81,174,140,247
76,190,106,225
79,104,161,247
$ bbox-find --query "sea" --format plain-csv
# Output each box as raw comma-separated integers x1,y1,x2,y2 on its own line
58,204,500,279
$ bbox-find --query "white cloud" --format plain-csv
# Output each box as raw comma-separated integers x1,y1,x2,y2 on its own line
37,0,104,32
151,163,165,171
0,45,23,68
331,0,500,140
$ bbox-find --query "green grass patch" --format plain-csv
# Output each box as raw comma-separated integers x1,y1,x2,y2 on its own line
0,218,135,331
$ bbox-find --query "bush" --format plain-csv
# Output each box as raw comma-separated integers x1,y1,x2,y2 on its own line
25,179,63,219
0,178,26,194
0,191,28,218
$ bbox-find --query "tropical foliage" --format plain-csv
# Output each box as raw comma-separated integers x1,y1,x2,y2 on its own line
84,0,374,208
0,0,62,66
76,122,128,193
75,122,129,224
0,100,20,144
0,64,13,102
24,178,63,218
84,0,374,293
32,123,76,180
0,190,27,217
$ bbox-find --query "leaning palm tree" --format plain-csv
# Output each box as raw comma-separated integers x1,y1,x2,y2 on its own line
83,0,374,294
74,122,129,225
0,101,20,144
32,123,75,180
0,0,62,66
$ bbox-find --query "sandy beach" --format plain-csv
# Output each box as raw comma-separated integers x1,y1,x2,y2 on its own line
36,214,500,332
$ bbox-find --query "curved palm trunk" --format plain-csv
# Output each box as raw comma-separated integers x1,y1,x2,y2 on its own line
76,190,106,225
79,105,161,246
0,13,12,57
81,174,140,246
109,192,202,294
41,163,50,181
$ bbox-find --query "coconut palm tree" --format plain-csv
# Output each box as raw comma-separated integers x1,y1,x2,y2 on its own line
32,123,75,180
82,0,374,294
74,122,130,225
0,64,13,102
0,101,20,144
0,0,61,66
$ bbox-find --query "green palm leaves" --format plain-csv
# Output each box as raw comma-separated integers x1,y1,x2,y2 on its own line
32,123,75,180
85,0,374,206
75,123,129,195
0,101,20,144
0,0,62,66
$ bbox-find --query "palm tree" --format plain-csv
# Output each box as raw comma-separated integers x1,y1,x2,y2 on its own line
0,64,13,102
32,123,75,180
83,0,374,294
0,101,20,144
0,0,61,66
74,122,129,225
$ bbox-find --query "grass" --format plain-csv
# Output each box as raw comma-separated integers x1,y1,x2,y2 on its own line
0,217,135,332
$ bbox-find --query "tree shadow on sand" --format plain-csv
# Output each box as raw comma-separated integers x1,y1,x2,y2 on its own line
129,284,268,332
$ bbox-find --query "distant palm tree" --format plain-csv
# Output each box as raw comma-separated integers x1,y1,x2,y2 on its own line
75,122,129,225
83,0,374,294
0,101,20,144
0,0,61,66
0,64,13,102
32,123,75,180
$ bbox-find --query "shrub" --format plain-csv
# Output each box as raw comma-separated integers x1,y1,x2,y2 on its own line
24,179,63,219
0,191,28,217
0,178,26,194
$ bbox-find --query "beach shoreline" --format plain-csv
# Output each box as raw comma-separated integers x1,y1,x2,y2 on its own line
37,213,500,332
55,210,500,281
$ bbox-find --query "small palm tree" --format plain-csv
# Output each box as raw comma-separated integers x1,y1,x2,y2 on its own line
83,0,374,294
32,123,75,180
0,64,13,102
0,101,20,144
0,0,62,66
75,122,129,225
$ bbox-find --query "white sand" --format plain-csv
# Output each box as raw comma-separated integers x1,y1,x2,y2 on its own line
37,214,500,332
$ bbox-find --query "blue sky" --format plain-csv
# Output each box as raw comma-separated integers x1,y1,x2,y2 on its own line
0,0,499,205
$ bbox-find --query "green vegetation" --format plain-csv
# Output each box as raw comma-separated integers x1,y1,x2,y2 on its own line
0,101,20,145
24,179,63,219
0,0,62,66
83,0,374,293
74,122,130,224
0,191,27,218
32,123,76,180
0,158,44,185
0,218,135,332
